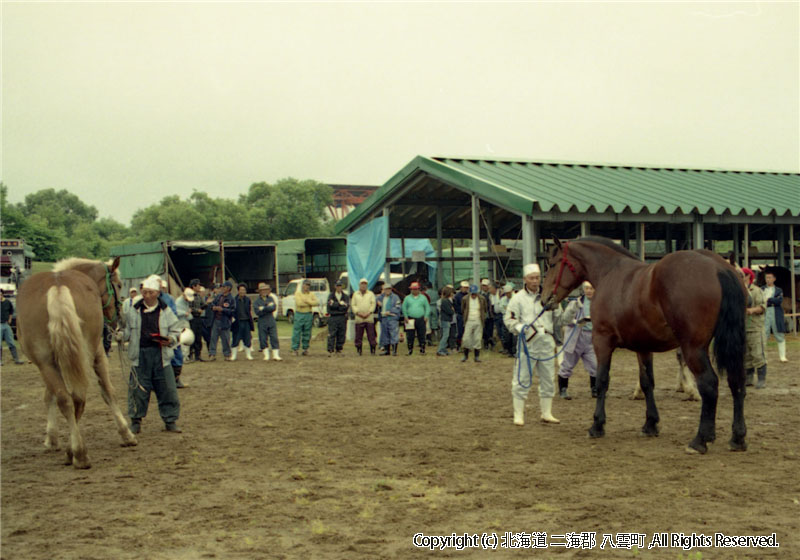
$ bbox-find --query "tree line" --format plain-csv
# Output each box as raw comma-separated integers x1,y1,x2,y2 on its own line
0,179,335,262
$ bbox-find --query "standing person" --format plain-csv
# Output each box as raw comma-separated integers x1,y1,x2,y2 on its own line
351,278,377,355
159,280,186,387
742,268,768,388
209,281,236,361
291,280,318,356
254,283,281,361
377,284,402,355
437,286,455,357
762,270,788,363
557,281,598,399
231,284,254,361
187,279,205,362
326,280,350,357
504,263,562,425
491,283,505,353
402,282,430,355
461,284,487,362
122,287,138,316
480,279,495,350
454,281,470,350
173,287,195,388
122,275,183,434
499,283,516,357
0,291,24,364
201,284,219,354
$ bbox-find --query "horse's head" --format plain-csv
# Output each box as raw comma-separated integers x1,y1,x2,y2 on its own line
103,257,123,327
541,237,585,309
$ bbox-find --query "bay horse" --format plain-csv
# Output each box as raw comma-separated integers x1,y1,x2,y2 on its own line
541,237,747,454
16,257,137,468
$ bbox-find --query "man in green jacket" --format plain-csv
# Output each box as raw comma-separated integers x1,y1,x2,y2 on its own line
401,282,430,355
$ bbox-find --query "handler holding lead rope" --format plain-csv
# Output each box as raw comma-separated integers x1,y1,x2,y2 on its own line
504,263,562,426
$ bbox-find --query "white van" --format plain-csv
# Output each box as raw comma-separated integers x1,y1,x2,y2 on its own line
338,272,405,295
280,278,330,327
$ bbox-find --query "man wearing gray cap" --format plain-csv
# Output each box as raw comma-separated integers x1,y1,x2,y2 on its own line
504,263,562,425
326,280,350,356
351,278,377,355
209,281,236,361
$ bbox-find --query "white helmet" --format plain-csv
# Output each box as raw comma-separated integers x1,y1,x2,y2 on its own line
179,328,195,346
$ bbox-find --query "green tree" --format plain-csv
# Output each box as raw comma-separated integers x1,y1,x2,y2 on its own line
19,188,99,236
240,178,334,239
1,184,63,261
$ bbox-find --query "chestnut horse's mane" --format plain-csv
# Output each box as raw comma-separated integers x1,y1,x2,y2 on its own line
53,258,114,273
577,237,639,261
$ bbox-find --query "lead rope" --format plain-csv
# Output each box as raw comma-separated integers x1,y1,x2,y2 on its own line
514,309,579,389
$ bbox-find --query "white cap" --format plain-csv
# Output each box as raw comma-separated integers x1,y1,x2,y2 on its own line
359,278,368,284
179,328,195,346
503,283,514,293
480,279,490,286
523,263,541,277
183,287,195,301
129,287,137,294
160,279,168,289
142,275,162,291
460,281,470,288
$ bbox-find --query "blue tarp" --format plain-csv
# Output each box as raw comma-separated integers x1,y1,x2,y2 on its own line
346,217,437,291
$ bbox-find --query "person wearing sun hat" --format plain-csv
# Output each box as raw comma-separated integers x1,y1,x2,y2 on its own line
461,284,487,362
401,281,430,355
351,278,377,356
504,263,562,426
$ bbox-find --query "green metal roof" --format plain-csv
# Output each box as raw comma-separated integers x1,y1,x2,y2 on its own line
335,156,800,234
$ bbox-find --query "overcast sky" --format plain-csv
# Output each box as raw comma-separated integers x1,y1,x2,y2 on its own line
2,1,798,225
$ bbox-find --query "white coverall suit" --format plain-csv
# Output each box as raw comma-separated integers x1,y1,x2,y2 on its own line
504,287,562,424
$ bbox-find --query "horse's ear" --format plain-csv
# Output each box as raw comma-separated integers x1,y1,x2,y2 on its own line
727,252,737,267
110,256,121,272
553,236,562,250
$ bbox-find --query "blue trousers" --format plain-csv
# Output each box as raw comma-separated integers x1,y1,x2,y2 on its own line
437,321,451,354
128,346,180,423
209,323,232,357
379,318,400,345
1,323,20,361
232,321,252,348
258,320,280,350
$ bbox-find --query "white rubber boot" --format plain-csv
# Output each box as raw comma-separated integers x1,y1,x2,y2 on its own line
778,341,788,363
513,397,525,426
245,347,253,361
263,349,270,361
231,348,238,361
539,397,560,424
272,349,282,361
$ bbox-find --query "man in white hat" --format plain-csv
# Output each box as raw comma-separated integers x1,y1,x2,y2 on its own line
254,282,281,361
351,278,377,355
123,287,138,316
121,274,183,433
504,263,562,425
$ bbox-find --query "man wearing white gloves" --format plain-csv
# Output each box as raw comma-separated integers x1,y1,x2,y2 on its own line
504,263,562,426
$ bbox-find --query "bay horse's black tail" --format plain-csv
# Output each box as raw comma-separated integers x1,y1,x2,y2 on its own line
713,269,746,378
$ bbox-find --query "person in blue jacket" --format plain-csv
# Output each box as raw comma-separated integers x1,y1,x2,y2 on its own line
377,284,402,356
209,281,236,361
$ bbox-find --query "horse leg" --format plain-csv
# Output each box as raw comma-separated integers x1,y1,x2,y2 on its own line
637,352,660,436
41,363,90,468
726,364,747,452
589,343,613,438
94,348,138,447
43,387,60,450
683,346,718,455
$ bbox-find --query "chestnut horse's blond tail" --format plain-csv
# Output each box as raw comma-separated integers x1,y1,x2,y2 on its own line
47,286,90,398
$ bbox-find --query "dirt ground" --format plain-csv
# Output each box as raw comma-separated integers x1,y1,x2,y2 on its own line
2,334,799,559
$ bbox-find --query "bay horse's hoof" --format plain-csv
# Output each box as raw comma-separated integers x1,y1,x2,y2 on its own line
728,439,747,452
641,425,659,437
588,426,605,438
686,440,708,455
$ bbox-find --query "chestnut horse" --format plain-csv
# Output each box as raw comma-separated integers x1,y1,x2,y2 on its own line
541,237,747,454
16,257,137,468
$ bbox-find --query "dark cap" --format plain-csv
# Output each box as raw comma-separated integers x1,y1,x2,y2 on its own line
189,278,201,287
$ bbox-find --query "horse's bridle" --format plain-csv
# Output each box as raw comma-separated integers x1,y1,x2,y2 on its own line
102,265,121,325
553,242,577,290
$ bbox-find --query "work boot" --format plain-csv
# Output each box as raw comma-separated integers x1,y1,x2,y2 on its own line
10,347,24,364
590,376,598,398
263,349,270,361
164,422,182,433
745,368,754,387
473,349,481,363
558,376,572,400
130,418,142,434
245,347,253,361
419,345,425,355
356,345,362,356
407,342,414,356
370,345,376,355
461,350,469,362
539,397,560,424
291,350,299,357
513,397,525,426
231,348,238,361
778,341,788,363
756,365,767,389
380,345,390,356
302,349,309,356
272,350,282,361
392,344,398,356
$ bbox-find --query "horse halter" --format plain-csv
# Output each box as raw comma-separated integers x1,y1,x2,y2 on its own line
553,242,578,290
102,265,120,325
